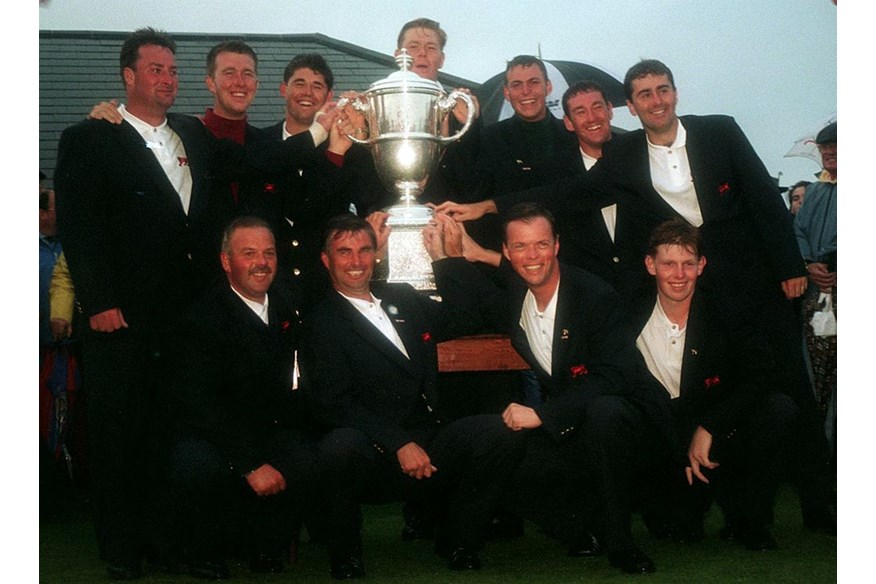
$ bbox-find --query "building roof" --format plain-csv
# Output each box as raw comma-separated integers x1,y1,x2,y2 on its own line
39,29,478,181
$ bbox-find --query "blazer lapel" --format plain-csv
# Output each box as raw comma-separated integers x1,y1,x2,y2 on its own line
679,116,717,222
551,277,576,380
334,292,415,374
679,291,706,396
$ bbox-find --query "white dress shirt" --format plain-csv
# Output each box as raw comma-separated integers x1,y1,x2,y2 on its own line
647,121,703,227
119,104,193,214
519,281,560,376
636,297,685,399
340,292,410,359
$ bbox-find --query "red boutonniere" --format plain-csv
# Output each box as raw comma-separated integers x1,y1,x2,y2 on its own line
264,183,276,193
421,332,432,343
280,320,291,332
717,182,730,195
704,375,720,388
177,156,189,167
570,364,588,378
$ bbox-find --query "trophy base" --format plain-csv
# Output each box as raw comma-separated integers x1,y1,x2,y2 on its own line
382,203,435,291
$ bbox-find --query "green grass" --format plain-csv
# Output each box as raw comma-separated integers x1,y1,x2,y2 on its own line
40,485,835,583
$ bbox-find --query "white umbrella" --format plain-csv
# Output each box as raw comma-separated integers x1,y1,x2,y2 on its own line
784,112,836,163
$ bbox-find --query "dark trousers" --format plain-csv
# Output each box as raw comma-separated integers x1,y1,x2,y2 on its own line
81,329,165,567
638,393,801,538
500,425,596,545
168,431,316,561
316,415,525,560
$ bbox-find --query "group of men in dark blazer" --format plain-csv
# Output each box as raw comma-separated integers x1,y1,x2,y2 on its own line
52,19,835,581
434,57,836,569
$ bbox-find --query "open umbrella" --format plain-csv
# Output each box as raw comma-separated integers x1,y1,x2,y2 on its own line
475,60,626,125
784,112,836,164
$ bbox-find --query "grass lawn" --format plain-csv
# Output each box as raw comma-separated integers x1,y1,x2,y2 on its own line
40,482,835,583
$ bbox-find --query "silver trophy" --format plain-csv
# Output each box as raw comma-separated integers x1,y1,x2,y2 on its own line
339,50,475,290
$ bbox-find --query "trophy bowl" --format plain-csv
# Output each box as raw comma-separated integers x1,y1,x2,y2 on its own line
339,50,474,290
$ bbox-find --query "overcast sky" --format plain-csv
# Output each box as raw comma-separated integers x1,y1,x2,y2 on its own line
39,0,838,186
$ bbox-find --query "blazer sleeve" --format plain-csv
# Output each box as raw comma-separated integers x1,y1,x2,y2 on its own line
721,117,805,282
54,123,120,317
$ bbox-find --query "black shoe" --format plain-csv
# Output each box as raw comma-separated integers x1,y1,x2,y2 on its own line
802,503,837,535
330,556,365,580
567,532,602,558
401,524,435,541
401,503,436,541
250,552,283,574
188,559,230,580
488,513,525,540
448,547,481,571
608,547,656,574
668,520,704,544
719,522,739,541
741,526,778,551
106,564,142,581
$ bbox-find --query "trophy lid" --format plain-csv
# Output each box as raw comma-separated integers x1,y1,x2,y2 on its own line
368,49,445,94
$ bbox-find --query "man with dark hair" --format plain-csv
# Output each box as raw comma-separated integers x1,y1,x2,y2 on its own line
787,180,811,216
55,27,326,579
256,54,384,311
630,218,802,551
434,204,671,573
473,55,577,227
301,214,524,578
165,216,316,579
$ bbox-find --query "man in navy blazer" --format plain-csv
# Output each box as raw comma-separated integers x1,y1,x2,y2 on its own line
630,219,802,552
165,217,316,578
437,204,672,574
54,28,323,579
301,214,524,579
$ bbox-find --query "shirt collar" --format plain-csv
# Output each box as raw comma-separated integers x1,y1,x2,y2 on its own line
119,103,168,134
646,118,687,150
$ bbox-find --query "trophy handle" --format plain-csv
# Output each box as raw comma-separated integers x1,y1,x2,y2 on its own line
437,91,475,145
336,96,373,145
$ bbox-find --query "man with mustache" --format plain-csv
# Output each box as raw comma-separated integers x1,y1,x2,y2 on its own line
165,216,317,579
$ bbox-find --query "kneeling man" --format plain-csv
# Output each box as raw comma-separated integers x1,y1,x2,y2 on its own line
166,217,317,578
631,218,801,550
301,214,524,579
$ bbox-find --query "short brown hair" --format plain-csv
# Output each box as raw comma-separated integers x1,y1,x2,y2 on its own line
119,27,175,85
397,18,447,50
321,214,377,253
646,219,702,258
502,202,557,243
206,40,258,77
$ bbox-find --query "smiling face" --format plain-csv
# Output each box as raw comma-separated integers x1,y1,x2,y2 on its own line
321,229,375,301
396,27,445,81
124,44,178,120
626,73,678,142
205,50,258,120
503,217,560,293
818,142,837,178
563,89,614,157
645,243,705,308
221,226,277,303
503,64,552,123
280,67,331,132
